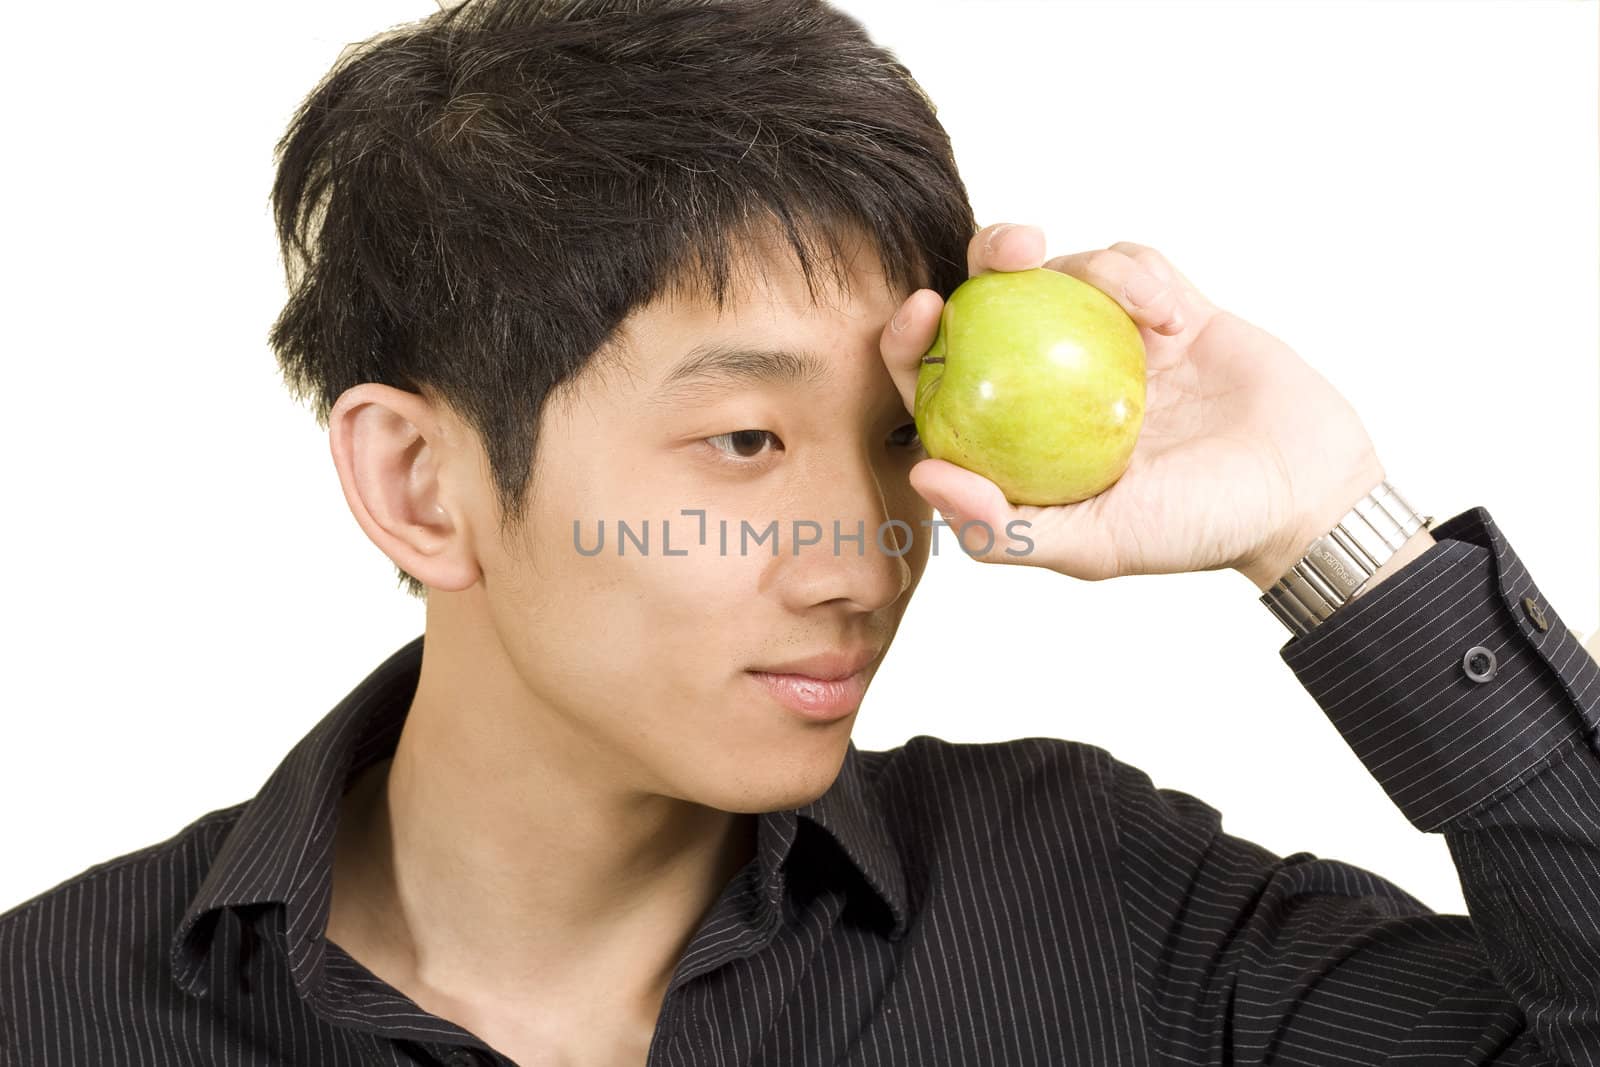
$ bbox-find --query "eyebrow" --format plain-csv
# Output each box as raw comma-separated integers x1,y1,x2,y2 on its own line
652,342,833,404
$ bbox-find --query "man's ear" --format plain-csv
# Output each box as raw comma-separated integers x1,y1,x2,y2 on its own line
326,383,481,592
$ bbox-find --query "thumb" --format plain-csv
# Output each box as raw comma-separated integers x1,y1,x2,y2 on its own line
910,457,1126,578
909,459,1018,561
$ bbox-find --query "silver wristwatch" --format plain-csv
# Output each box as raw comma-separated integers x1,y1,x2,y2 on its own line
1260,480,1433,638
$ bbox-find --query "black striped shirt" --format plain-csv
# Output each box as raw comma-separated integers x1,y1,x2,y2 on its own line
3,505,1598,1066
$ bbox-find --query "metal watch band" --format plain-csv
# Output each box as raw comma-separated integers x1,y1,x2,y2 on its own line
1260,480,1433,638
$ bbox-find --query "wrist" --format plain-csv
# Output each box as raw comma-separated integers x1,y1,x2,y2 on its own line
1241,512,1435,597
1246,475,1435,639
1239,466,1391,593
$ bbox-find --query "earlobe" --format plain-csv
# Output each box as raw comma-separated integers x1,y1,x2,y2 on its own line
327,384,481,592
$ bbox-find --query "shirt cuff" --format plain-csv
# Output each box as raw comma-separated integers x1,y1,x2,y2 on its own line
1278,506,1600,833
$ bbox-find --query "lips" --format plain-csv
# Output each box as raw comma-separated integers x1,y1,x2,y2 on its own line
747,646,881,682
746,666,871,721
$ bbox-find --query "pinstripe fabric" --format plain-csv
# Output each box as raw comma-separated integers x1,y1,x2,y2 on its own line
2,504,1597,1065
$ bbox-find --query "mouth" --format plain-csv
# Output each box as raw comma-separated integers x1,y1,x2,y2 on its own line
745,666,870,722
747,646,881,681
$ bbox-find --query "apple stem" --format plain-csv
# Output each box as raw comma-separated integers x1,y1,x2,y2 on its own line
922,356,945,364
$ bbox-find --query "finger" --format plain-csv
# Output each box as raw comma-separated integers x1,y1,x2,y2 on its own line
1107,240,1213,309
1106,241,1177,285
1043,247,1186,335
967,222,1048,278
907,458,1027,564
879,287,944,416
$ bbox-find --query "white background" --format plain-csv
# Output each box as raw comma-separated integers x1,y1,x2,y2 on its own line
2,0,1596,921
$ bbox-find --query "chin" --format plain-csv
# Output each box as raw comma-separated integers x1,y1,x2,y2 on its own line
694,732,853,814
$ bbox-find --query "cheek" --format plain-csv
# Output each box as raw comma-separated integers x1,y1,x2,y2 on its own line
504,512,763,683
886,482,935,569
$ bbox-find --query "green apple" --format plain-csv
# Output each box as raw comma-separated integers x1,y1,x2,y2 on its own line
913,267,1146,506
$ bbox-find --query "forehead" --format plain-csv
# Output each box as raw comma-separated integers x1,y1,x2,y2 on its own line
597,223,915,398
653,341,832,407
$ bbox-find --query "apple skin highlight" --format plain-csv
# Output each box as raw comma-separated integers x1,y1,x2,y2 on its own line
913,267,1146,507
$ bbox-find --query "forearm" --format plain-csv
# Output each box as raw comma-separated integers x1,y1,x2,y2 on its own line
1277,505,1600,1061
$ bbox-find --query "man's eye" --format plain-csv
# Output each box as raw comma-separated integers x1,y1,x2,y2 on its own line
702,425,920,466
889,422,923,450
705,429,783,462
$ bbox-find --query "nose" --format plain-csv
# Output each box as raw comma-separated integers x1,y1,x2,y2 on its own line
766,448,917,614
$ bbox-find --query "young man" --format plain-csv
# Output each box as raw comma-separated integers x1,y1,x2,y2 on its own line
4,1,1598,1065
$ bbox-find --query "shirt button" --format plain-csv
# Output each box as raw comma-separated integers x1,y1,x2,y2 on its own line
1522,595,1549,632
1462,645,1498,683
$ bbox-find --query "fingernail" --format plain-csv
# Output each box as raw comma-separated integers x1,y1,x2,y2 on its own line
983,223,1015,257
1124,273,1167,307
891,306,909,332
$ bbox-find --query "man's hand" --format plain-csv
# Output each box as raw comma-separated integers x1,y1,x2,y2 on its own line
879,223,1389,588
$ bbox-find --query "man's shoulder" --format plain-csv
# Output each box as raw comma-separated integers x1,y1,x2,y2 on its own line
864,731,1118,777
1,802,246,926
876,726,1113,767
0,802,248,1034
857,733,1132,824
873,733,1230,837
850,735,1165,918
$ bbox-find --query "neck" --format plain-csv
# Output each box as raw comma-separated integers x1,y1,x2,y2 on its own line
326,622,759,1017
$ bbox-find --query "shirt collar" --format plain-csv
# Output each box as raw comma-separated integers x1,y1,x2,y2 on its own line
169,633,908,1001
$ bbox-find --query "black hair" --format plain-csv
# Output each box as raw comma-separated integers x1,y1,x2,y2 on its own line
268,0,976,598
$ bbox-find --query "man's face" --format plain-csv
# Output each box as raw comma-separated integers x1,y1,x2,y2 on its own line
468,227,933,813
